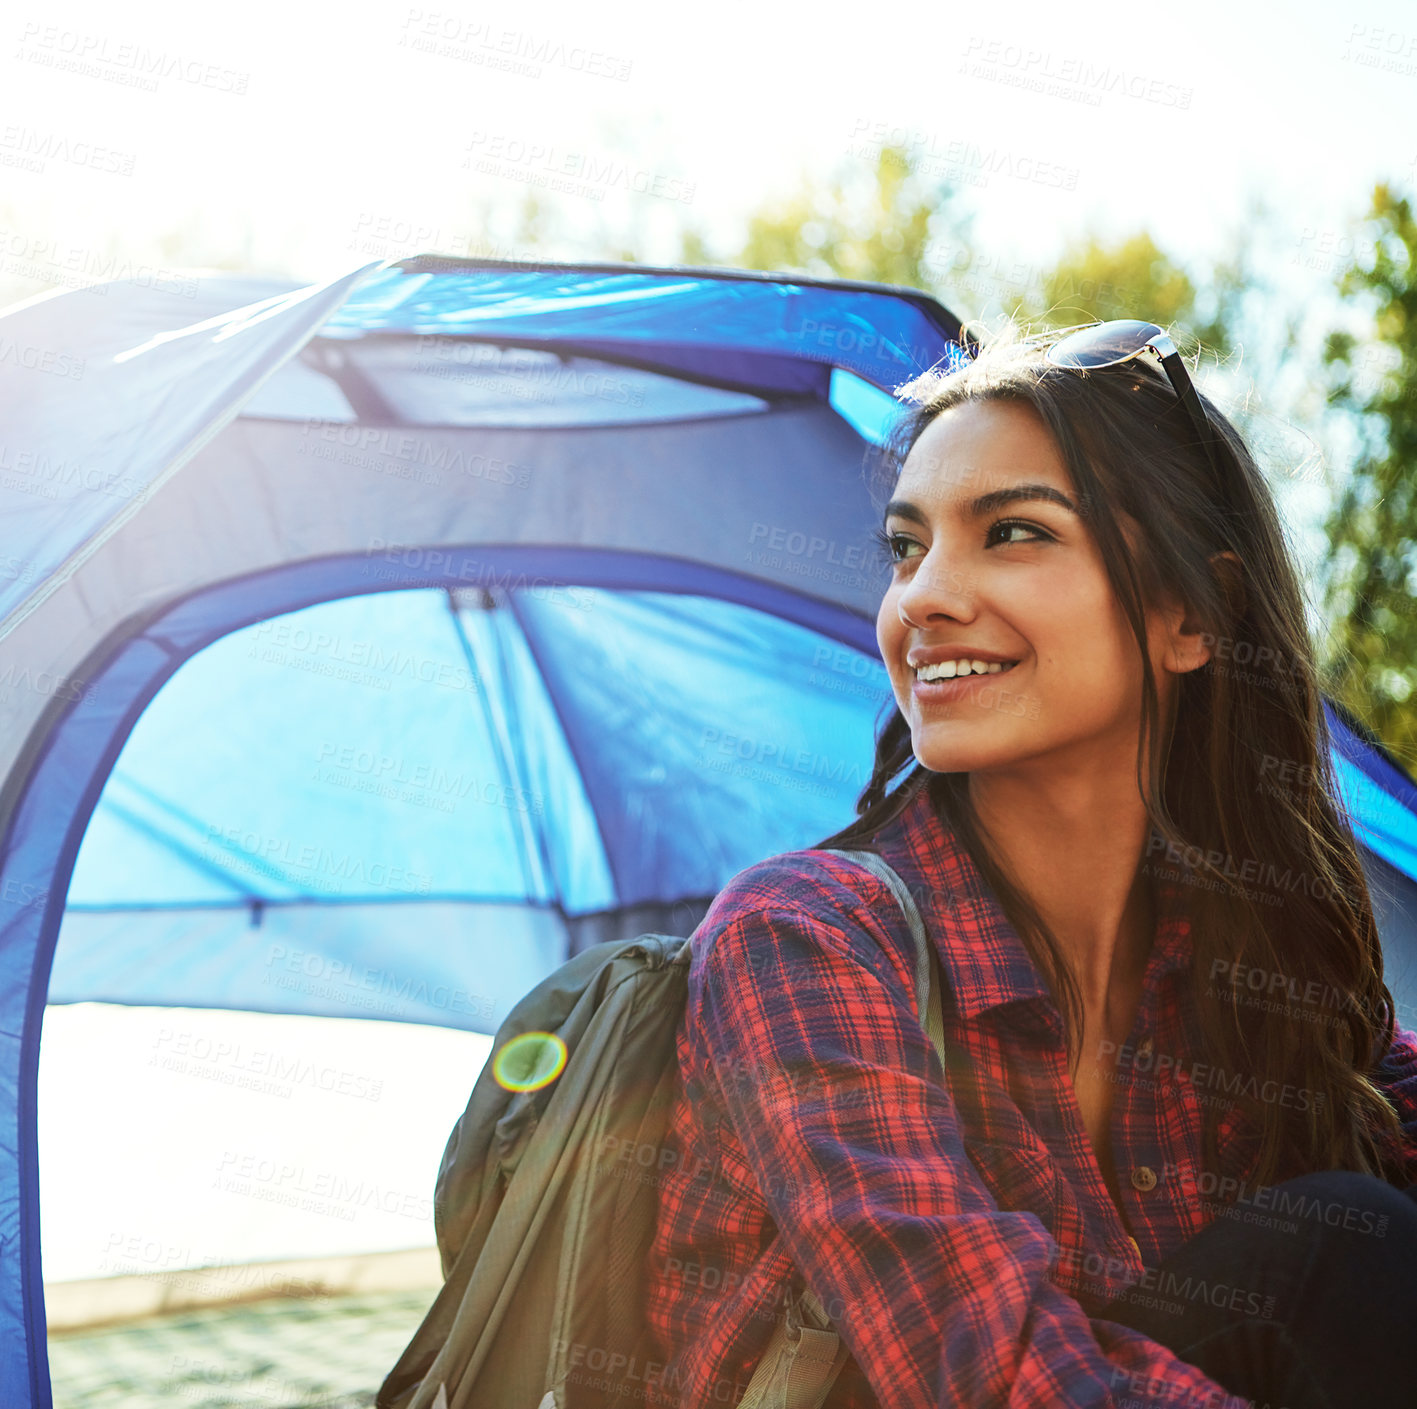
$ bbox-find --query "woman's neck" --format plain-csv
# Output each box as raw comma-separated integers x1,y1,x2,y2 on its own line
968,771,1159,1015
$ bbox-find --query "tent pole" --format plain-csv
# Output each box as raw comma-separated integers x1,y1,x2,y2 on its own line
480,588,563,912
443,588,543,900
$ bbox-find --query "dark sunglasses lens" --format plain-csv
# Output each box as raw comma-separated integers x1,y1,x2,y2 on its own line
1046,319,1164,369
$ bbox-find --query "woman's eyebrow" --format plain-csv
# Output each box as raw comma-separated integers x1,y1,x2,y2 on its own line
882,483,1079,528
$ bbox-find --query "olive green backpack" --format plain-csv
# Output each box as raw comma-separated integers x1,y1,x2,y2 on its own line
376,847,946,1409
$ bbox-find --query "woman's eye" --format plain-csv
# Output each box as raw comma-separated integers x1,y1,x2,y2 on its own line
872,528,920,563
987,519,1052,547
874,521,1051,563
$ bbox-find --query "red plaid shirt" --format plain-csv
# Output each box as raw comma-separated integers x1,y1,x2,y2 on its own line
642,782,1417,1408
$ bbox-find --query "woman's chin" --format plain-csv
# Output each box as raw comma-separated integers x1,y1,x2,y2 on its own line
911,739,991,775
910,723,1028,776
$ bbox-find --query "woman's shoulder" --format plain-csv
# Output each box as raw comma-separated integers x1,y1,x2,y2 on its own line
702,786,948,939
708,844,898,923
692,845,914,985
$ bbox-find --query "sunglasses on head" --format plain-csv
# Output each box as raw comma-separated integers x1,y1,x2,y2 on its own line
1039,319,1225,491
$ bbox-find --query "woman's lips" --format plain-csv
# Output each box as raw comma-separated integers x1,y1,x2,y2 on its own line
911,660,1022,704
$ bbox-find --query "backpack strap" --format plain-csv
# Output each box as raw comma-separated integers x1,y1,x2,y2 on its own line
732,1283,851,1409
820,847,947,1064
731,847,946,1409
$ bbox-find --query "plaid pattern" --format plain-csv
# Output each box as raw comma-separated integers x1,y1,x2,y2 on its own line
643,782,1417,1408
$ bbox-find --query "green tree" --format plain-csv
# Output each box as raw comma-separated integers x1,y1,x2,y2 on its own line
1319,183,1417,767
1020,230,1196,329
1009,227,1248,368
683,143,972,293
695,151,1237,366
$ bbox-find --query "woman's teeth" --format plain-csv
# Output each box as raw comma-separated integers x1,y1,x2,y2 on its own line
915,660,1018,682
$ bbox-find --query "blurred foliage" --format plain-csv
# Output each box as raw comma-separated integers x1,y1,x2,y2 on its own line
1012,229,1240,366
1018,230,1194,329
1319,184,1417,769
689,144,1242,365
685,143,973,292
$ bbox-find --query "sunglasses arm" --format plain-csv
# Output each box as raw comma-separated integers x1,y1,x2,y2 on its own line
1152,340,1226,490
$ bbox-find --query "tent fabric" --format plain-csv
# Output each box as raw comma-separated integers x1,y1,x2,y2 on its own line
320,258,970,395
0,264,384,637
0,255,1415,1409
45,584,887,1027
1326,698,1417,879
0,256,968,1407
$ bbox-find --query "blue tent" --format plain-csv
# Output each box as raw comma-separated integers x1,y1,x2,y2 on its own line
0,256,1414,1407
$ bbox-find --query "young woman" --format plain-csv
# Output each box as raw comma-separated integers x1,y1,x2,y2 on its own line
641,320,1417,1409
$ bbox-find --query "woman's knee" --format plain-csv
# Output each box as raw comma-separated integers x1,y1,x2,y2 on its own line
1253,1169,1417,1377
1261,1168,1417,1243
1173,1168,1414,1305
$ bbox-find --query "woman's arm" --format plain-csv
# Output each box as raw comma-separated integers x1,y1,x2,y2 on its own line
689,860,1250,1409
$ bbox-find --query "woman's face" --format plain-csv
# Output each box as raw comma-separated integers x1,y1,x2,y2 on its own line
875,396,1178,778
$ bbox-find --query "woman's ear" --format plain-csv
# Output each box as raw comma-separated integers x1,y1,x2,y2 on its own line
1209,549,1247,620
1159,551,1246,676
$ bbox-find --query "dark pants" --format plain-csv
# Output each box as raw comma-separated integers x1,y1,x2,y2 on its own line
1100,1170,1417,1409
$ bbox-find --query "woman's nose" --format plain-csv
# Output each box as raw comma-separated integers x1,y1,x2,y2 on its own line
898,552,977,625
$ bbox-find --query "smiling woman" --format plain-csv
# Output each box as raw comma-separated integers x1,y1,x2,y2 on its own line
643,320,1417,1409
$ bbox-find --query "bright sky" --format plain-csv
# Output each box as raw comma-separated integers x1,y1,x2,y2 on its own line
4,0,1417,291
16,0,1417,1286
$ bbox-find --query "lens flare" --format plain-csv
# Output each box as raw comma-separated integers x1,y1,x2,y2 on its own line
492,1030,568,1092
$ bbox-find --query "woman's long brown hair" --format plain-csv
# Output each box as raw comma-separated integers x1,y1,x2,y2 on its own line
814,324,1406,1192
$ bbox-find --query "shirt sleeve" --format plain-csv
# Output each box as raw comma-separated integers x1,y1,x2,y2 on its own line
689,861,1252,1409
1372,1015,1417,1186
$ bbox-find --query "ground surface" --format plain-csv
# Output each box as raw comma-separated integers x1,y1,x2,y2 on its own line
47,1286,440,1408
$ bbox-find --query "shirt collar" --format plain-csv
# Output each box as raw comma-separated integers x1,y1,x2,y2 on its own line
873,784,1194,1023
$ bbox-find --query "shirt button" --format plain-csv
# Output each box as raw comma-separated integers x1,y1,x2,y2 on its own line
1131,1165,1158,1192
1136,1034,1154,1060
